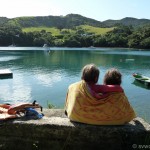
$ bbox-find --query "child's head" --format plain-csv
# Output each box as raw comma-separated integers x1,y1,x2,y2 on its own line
103,68,122,85
81,64,99,84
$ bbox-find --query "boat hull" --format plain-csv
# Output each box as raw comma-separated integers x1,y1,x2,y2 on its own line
133,73,150,86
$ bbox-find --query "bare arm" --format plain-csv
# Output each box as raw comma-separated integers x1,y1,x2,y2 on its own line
8,103,41,115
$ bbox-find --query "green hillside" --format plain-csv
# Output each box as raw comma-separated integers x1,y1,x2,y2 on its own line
1,14,150,30
22,25,114,36
1,14,150,29
22,27,61,36
79,25,114,35
103,17,150,27
0,14,149,48
5,14,105,29
0,17,8,25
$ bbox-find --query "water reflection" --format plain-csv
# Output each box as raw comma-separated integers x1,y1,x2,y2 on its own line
0,74,31,103
132,80,150,90
0,56,21,62
35,70,62,87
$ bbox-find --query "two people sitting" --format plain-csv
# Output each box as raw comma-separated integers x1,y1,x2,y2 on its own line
65,64,136,125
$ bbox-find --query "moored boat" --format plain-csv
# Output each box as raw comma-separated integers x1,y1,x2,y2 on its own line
43,44,50,52
0,69,13,79
43,44,48,47
132,73,150,86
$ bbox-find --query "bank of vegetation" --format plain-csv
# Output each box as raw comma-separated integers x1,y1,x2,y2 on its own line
0,14,150,49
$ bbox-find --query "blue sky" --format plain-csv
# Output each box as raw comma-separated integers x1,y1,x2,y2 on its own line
0,0,150,21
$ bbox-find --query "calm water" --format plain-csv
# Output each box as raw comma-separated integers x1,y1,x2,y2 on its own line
0,47,150,122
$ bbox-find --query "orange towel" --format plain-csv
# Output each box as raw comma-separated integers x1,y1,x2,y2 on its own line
0,102,41,121
65,80,136,125
0,105,17,120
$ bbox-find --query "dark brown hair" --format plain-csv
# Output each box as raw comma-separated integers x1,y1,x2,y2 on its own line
103,68,122,85
81,64,99,84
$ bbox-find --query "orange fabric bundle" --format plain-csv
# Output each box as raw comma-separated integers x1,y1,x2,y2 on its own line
65,80,136,125
0,102,41,121
0,105,17,120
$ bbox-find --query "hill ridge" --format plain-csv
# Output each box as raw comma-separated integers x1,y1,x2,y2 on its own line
0,14,150,28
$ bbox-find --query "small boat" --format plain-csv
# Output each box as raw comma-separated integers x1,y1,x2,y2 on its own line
43,44,50,52
0,69,13,79
43,44,48,47
132,73,150,86
89,46,96,49
8,44,16,47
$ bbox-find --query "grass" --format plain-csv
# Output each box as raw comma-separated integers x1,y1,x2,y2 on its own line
22,27,61,36
79,25,114,35
47,100,55,109
22,25,114,36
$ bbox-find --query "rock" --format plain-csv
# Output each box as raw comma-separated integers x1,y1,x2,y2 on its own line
0,109,149,150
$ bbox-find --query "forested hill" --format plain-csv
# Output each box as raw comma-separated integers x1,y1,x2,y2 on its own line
0,14,150,49
0,14,150,28
103,17,150,27
0,17,8,25
1,14,105,28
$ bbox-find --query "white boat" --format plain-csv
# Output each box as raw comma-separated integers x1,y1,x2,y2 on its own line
43,44,48,47
0,69,13,79
133,73,150,86
43,44,51,53
8,44,16,47
89,46,96,49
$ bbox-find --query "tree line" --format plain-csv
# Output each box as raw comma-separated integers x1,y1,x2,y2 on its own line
0,24,150,49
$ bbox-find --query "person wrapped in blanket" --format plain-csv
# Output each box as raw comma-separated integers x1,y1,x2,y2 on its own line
65,64,136,125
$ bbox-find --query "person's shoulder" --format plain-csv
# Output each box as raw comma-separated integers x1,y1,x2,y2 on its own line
69,81,82,88
69,81,81,86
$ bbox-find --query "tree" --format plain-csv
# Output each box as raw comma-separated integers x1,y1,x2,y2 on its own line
93,35,107,47
140,37,150,49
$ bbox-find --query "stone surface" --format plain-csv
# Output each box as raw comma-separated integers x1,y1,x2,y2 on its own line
0,109,150,150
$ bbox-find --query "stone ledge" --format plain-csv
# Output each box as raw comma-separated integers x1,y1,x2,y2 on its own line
0,109,150,150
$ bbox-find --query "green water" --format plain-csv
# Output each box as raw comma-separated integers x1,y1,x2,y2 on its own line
0,47,150,122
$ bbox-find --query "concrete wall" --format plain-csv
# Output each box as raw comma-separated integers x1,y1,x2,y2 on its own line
0,109,150,150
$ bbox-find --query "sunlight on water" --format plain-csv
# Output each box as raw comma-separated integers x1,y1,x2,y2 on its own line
35,70,62,87
0,56,21,62
0,74,32,103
